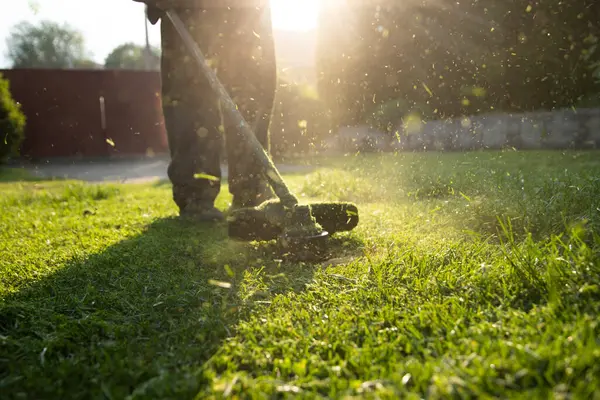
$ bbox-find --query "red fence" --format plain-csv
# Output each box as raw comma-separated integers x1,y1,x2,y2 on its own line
1,69,169,160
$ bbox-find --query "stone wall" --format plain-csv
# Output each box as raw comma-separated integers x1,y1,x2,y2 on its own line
327,107,600,153
395,107,600,151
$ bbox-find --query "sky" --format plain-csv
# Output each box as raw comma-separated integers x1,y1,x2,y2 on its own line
0,0,319,68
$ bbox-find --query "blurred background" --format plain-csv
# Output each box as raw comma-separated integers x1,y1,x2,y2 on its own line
0,0,599,164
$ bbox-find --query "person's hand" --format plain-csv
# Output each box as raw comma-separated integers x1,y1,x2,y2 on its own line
132,0,159,6
132,0,164,25
131,0,183,8
132,1,206,9
147,5,164,25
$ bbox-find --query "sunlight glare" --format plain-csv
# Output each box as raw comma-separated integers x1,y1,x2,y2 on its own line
271,0,319,31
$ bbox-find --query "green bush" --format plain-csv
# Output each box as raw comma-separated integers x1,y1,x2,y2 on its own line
0,72,26,163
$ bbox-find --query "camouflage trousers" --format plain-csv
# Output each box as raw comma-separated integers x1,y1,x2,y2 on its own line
159,6,276,212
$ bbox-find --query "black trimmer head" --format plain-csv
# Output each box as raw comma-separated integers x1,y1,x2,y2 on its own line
228,200,359,254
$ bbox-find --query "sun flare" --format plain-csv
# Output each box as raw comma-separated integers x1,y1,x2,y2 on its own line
270,0,319,31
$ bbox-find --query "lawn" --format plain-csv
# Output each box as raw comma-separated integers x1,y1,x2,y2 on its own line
1,150,599,399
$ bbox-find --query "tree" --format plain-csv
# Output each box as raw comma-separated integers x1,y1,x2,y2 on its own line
316,0,600,128
104,43,160,70
75,59,103,69
6,20,90,69
0,73,26,163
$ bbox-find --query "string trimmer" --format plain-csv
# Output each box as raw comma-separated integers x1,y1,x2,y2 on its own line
164,10,359,255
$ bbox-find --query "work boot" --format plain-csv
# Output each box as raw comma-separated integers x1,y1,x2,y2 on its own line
230,181,275,211
180,202,225,222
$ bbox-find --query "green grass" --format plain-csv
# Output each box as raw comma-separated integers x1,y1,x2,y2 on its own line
0,167,45,183
1,150,599,399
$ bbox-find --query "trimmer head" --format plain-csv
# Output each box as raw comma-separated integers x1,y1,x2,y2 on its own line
227,200,359,247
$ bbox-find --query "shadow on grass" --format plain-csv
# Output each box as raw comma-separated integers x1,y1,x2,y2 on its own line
0,216,338,399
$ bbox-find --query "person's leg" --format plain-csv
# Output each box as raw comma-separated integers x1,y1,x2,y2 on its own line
160,8,224,219
221,6,277,209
